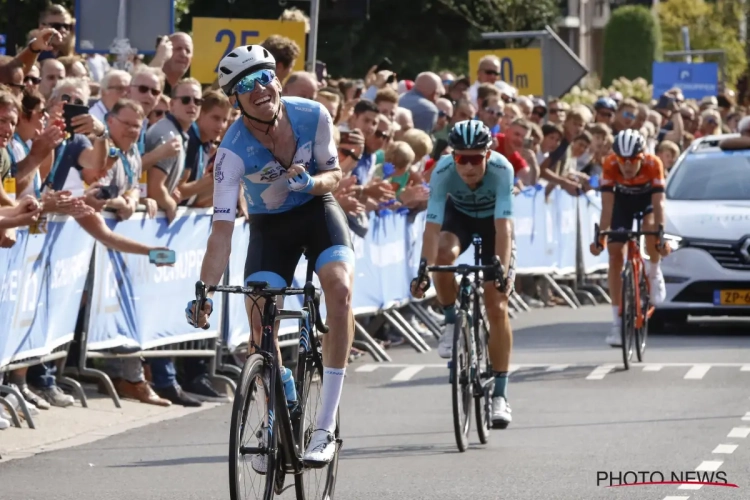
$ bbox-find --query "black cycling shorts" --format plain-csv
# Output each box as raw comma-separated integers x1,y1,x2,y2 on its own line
441,198,499,279
608,191,653,243
244,193,354,287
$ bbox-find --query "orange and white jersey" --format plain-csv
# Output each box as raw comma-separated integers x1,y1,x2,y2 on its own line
600,153,666,195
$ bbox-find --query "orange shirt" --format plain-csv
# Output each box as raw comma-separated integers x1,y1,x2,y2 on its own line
600,153,666,195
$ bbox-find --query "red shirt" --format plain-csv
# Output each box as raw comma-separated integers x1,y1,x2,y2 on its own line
494,133,528,174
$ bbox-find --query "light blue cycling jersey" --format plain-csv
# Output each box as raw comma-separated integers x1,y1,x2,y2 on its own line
212,97,339,220
426,150,515,225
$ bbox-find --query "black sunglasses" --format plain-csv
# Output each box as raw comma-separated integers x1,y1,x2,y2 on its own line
133,85,161,97
483,69,499,76
151,109,165,118
44,22,72,31
24,76,41,85
438,110,452,119
8,83,25,90
374,130,391,140
339,148,362,161
177,96,202,106
61,94,85,105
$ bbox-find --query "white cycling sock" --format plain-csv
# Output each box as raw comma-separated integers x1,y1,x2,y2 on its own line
612,305,619,325
648,260,660,276
315,367,346,434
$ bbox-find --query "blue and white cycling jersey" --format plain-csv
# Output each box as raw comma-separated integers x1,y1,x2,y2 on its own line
426,150,515,224
212,97,339,220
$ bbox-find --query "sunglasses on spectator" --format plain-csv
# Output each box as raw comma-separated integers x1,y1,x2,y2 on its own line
61,94,85,105
132,85,161,97
705,118,718,126
533,108,547,117
44,22,72,31
484,107,503,116
374,130,391,140
151,109,166,118
453,152,486,165
623,111,636,120
438,110,451,119
483,69,499,76
177,96,203,106
233,69,276,95
24,76,41,85
598,111,614,118
549,108,561,114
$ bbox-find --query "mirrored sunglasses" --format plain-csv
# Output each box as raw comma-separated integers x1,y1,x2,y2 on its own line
233,69,276,95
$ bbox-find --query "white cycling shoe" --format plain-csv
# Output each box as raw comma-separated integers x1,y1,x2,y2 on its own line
491,397,512,429
649,268,667,305
437,325,454,359
606,324,621,347
303,429,336,468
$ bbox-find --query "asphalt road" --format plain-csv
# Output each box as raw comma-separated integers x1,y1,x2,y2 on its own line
2,305,750,500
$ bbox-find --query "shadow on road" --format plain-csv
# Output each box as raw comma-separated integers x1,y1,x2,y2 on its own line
110,455,226,467
340,443,458,460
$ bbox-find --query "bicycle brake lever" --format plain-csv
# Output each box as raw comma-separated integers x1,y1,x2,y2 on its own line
194,281,210,330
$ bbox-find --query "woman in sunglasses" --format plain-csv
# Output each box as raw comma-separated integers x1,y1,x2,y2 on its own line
410,119,516,430
590,129,669,347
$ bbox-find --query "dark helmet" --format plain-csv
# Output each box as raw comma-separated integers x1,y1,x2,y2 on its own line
449,119,492,150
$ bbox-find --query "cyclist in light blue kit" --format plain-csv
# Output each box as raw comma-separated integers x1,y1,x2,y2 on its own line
411,120,516,428
186,45,354,469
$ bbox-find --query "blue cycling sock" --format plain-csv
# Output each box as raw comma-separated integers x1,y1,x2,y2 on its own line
492,371,509,399
442,305,456,324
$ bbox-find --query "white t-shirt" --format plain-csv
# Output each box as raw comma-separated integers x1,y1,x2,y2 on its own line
89,100,108,123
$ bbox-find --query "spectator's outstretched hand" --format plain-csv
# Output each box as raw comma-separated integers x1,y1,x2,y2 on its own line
29,28,62,52
399,184,429,208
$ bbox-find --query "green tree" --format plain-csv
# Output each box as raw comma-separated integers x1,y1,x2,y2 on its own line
603,6,662,85
658,0,746,88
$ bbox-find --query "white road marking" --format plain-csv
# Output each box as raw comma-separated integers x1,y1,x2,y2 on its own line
391,365,425,382
695,460,723,471
712,444,738,454
684,364,711,379
355,364,380,372
545,364,569,372
643,364,663,371
663,497,690,500
741,365,750,372
586,364,616,380
742,412,750,421
727,427,750,438
678,484,702,490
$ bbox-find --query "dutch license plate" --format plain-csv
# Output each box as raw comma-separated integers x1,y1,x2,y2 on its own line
713,290,750,306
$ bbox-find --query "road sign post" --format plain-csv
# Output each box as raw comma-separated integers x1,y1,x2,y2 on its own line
479,25,588,98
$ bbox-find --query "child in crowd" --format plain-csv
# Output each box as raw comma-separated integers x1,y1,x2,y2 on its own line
656,140,680,172
383,141,417,197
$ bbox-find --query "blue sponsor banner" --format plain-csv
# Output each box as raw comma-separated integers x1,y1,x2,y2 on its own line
579,191,609,272
554,188,578,274
652,62,718,100
225,219,250,351
87,209,224,351
0,218,92,367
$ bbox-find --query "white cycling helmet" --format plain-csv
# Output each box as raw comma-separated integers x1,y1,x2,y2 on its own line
613,129,646,159
217,45,277,96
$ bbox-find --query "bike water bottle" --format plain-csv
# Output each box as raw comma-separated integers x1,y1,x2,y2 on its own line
281,367,298,407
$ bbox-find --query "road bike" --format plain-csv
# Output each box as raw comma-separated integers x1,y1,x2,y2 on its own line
595,216,663,370
415,235,505,452
194,264,339,500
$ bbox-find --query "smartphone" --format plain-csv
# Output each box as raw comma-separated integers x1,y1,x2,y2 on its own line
656,94,675,111
340,131,351,144
375,57,392,73
155,35,165,49
315,60,327,83
94,184,119,200
386,73,397,84
523,137,534,149
63,103,90,135
149,249,176,265
354,86,363,99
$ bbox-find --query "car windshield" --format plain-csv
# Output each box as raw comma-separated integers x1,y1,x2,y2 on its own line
667,152,750,200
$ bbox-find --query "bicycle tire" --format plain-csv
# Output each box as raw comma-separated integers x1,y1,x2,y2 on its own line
229,354,278,500
294,341,340,500
620,263,635,370
635,265,649,362
474,294,492,445
451,310,472,452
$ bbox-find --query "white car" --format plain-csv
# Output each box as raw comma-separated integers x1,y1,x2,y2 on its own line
654,134,750,328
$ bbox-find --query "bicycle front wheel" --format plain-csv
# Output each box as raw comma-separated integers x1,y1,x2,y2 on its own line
474,294,492,445
451,310,472,452
294,338,340,500
229,354,278,500
620,262,636,370
635,264,649,362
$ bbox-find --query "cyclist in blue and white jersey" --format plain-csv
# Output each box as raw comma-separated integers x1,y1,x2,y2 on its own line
186,46,354,468
411,119,516,428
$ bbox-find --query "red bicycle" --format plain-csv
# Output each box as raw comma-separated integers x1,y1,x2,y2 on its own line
594,216,664,370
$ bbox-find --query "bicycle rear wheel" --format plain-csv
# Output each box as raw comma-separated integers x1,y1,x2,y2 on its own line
294,335,340,500
635,265,649,362
229,354,278,500
474,294,492,445
620,263,636,370
451,310,472,452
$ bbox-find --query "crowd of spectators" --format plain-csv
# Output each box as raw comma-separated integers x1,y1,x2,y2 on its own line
1,4,746,430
